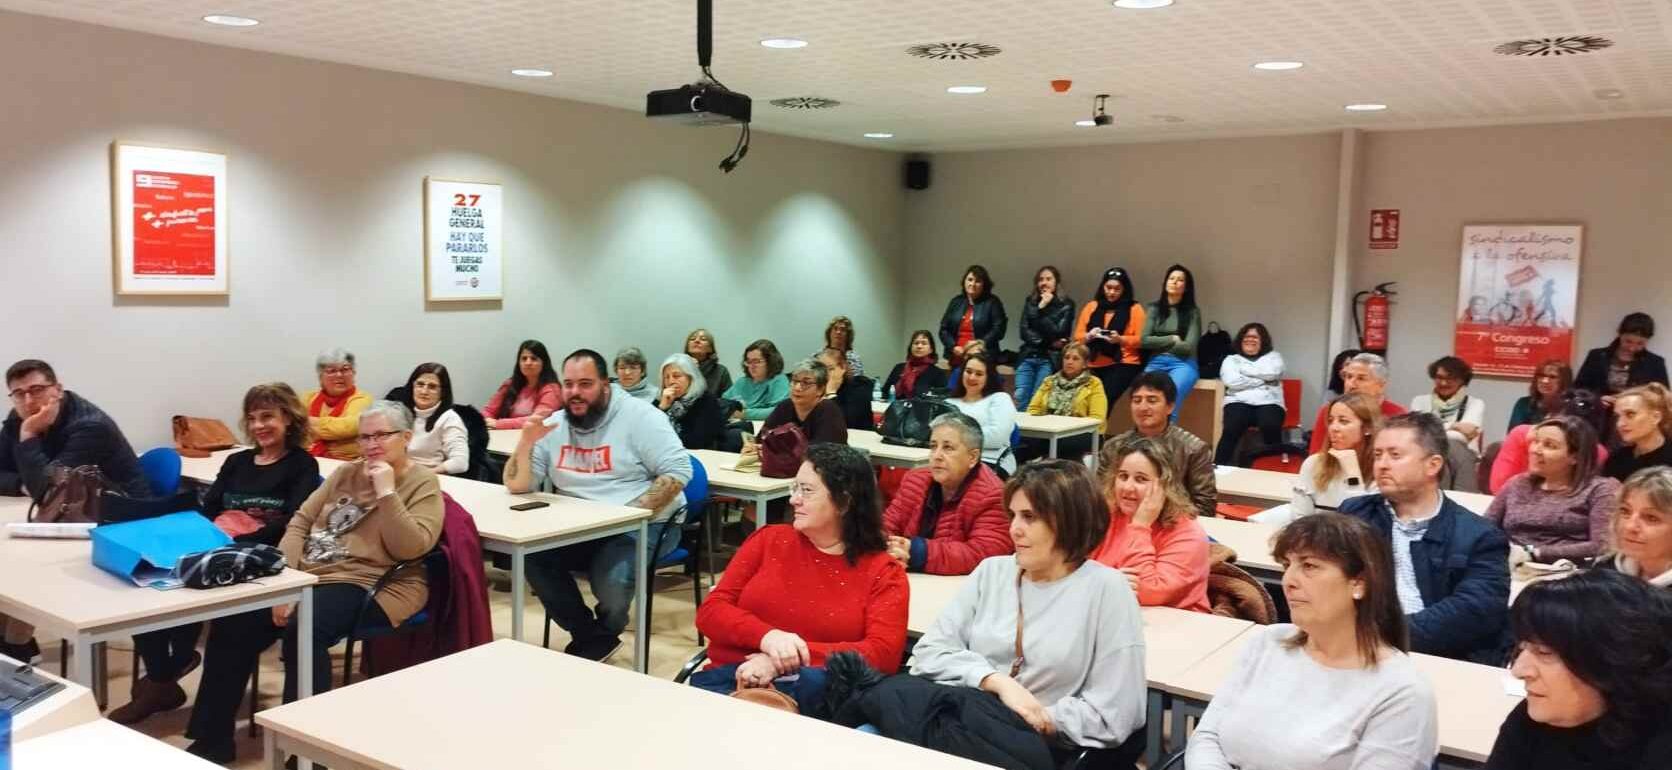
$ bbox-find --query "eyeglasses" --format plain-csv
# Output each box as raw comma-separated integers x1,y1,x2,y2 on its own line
321,366,354,376
7,383,55,402
356,430,404,445
790,378,820,389
790,483,823,498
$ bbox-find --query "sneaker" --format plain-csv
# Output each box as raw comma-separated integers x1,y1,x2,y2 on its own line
0,638,40,663
108,677,187,724
563,635,623,663
186,738,236,764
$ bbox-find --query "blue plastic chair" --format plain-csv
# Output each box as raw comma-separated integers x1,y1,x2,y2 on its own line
136,447,182,496
648,454,710,642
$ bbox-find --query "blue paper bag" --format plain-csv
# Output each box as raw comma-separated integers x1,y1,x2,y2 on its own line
92,511,230,589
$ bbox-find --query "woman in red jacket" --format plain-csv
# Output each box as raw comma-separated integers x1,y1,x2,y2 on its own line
1092,437,1210,612
693,443,908,712
882,413,1013,574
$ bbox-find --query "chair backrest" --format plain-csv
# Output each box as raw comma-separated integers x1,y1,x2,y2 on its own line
685,454,709,513
136,447,182,497
1281,379,1302,429
1247,444,1306,474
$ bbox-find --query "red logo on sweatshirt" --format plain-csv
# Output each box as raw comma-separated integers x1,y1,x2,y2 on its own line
556,445,613,474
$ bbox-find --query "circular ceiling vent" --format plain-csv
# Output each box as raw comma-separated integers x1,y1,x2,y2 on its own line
1493,35,1613,57
905,42,1002,60
769,97,841,110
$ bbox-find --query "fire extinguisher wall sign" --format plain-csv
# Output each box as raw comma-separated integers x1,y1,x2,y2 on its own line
1370,209,1400,250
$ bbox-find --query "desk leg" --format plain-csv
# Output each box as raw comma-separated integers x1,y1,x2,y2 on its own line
70,635,93,690
297,585,314,700
265,729,283,770
510,546,526,642
92,642,109,708
634,519,650,674
753,495,767,534
1090,432,1102,472
1144,690,1165,768
1047,434,1060,459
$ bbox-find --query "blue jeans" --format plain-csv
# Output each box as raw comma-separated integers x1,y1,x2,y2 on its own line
1012,356,1053,410
688,664,829,714
525,519,679,644
1144,354,1200,420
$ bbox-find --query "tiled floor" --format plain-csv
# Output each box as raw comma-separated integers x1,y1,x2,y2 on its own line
44,569,710,769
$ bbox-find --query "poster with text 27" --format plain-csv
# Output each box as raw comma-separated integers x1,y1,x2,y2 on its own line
132,170,217,276
1454,224,1582,378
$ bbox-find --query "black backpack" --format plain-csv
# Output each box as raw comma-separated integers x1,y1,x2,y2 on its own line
879,398,960,448
1197,322,1233,379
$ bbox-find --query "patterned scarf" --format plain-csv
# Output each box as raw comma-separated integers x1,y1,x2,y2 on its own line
1427,388,1469,424
898,355,936,399
1044,371,1094,415
666,396,693,436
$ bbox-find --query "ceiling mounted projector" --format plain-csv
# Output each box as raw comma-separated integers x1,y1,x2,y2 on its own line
646,0,753,171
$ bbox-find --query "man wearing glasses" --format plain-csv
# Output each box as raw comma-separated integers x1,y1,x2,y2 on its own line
1,358,149,661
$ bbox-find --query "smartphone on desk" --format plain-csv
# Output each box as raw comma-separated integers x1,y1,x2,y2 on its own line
510,500,550,511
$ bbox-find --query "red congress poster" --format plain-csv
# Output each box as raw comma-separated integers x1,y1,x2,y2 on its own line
132,170,217,276
1454,224,1582,378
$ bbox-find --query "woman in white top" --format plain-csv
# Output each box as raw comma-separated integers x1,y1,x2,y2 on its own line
950,350,1018,475
400,363,468,475
910,458,1146,751
1215,323,1287,466
1412,356,1488,490
1256,394,1381,527
1187,513,1439,770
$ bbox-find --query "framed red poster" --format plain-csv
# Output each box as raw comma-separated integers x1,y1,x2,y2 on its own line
1454,224,1582,378
111,142,229,296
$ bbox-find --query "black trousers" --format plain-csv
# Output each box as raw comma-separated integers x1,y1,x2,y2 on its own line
1090,364,1142,420
185,583,389,744
1215,403,1286,466
132,623,203,681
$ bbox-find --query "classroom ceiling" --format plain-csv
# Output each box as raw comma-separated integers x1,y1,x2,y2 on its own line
8,0,1672,151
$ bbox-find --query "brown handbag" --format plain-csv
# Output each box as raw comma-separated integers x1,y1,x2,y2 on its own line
172,415,237,459
731,686,799,713
28,465,108,523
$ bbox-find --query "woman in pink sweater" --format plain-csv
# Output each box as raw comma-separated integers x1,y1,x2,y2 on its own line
1092,437,1210,612
483,340,561,429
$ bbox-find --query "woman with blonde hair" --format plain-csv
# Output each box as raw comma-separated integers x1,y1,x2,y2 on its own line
1091,437,1210,612
1606,383,1672,481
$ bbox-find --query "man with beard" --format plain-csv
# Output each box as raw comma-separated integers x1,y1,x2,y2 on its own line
505,349,692,661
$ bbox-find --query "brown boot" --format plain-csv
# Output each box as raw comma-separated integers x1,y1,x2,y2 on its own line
108,676,187,724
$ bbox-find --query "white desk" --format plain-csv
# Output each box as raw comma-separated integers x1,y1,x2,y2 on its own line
1197,517,1281,576
256,638,994,770
1213,465,1493,515
1016,414,1103,462
1,652,100,742
0,495,317,705
691,449,793,534
179,449,655,672
13,718,226,768
849,430,932,469
486,428,518,457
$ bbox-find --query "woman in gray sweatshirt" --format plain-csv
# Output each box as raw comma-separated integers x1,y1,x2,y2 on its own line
909,459,1147,750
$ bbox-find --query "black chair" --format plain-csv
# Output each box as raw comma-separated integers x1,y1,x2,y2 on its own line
1057,730,1148,770
245,547,449,736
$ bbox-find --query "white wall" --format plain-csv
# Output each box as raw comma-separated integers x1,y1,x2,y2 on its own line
0,11,906,447
902,133,1344,418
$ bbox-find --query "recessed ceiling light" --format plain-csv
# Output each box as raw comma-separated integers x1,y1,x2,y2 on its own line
1344,103,1388,112
1253,61,1304,71
1075,120,1097,127
760,37,808,49
1112,0,1174,8
946,85,988,95
1593,88,1625,100
510,68,554,78
201,14,259,27
863,132,894,139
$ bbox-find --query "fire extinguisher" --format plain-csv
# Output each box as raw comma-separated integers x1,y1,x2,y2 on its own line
1353,282,1398,355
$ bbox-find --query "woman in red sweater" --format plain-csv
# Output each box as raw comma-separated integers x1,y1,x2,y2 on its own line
1092,438,1210,612
693,443,908,712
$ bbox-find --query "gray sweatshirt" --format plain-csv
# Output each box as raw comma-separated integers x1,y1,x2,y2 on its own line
532,384,692,518
1185,624,1438,770
908,556,1146,749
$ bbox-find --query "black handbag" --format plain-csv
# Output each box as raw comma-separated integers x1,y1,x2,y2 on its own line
878,398,960,448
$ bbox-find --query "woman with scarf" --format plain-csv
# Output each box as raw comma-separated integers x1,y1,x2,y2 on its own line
684,328,733,397
1214,322,1286,466
657,353,726,450
882,330,949,401
302,347,372,460
1411,356,1488,491
1019,342,1107,463
1072,267,1145,418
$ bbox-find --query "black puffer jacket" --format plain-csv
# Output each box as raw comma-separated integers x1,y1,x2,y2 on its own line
1018,294,1077,360
822,651,1055,770
0,390,148,500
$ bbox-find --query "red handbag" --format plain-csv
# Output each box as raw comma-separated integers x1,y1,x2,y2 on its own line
758,423,807,479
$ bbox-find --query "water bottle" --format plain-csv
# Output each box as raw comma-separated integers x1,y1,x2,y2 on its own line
871,380,883,402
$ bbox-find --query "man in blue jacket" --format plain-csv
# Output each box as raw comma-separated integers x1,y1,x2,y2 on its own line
1340,412,1511,665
